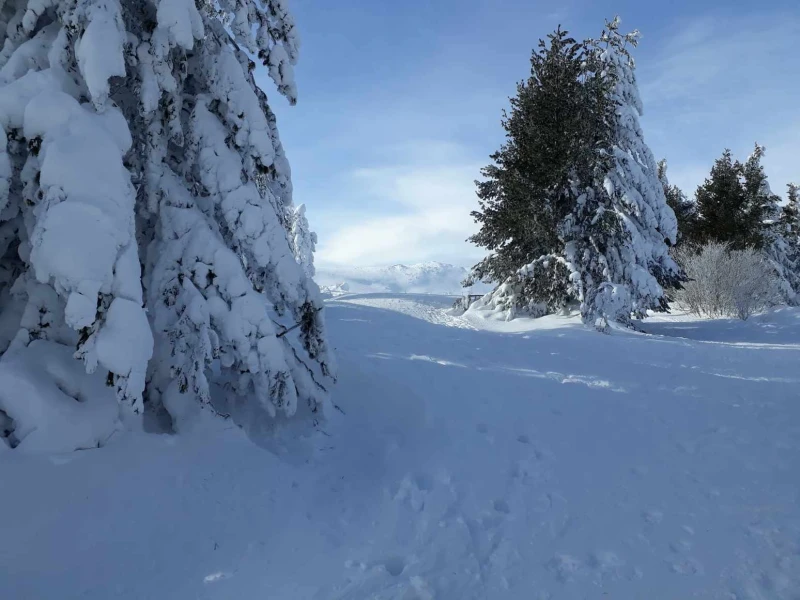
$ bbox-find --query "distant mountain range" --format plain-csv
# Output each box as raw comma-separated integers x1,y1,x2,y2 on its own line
316,261,492,296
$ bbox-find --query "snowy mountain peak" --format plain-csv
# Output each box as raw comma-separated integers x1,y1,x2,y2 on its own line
316,262,490,295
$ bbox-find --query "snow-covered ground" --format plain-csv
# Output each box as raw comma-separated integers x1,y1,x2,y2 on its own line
2,294,799,599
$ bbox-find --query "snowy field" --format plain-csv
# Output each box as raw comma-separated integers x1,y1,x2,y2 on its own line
2,294,799,599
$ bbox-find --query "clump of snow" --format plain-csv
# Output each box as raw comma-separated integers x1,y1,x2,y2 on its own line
19,88,152,412
592,282,633,332
74,0,127,108
93,298,153,403
0,340,118,453
155,0,204,51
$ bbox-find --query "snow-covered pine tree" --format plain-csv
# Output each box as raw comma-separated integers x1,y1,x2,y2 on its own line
782,183,800,228
741,145,799,304
289,203,317,280
691,146,797,305
465,28,604,318
781,183,800,297
657,158,696,246
693,149,764,250
0,0,335,442
781,182,800,253
740,144,777,248
467,18,682,329
573,17,683,327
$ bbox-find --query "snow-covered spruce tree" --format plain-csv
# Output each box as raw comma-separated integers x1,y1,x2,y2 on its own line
780,183,800,299
465,28,604,318
693,149,765,250
781,182,800,255
740,144,778,247
289,203,316,280
468,19,682,329
689,146,797,305
742,145,799,304
572,17,683,327
0,0,334,440
657,158,696,246
782,183,800,229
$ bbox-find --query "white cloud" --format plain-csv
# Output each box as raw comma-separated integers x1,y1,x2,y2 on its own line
640,15,799,107
315,146,486,268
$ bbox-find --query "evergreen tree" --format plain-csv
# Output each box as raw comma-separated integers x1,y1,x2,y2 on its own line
0,0,334,436
289,203,317,280
693,146,798,304
781,183,800,235
781,183,800,255
465,27,595,299
693,148,766,249
780,183,800,295
577,17,683,325
745,148,799,304
467,18,682,329
740,144,778,246
657,159,696,245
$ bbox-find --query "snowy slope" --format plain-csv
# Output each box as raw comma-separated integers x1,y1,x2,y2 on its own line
316,262,490,295
2,297,799,599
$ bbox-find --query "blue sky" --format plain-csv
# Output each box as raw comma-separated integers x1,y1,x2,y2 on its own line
264,0,800,268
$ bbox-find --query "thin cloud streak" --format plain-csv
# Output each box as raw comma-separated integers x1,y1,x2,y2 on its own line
640,13,800,197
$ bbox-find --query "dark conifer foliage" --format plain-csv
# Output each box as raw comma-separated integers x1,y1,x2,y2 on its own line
657,159,697,246
466,19,681,328
693,147,771,250
691,146,798,304
465,28,601,290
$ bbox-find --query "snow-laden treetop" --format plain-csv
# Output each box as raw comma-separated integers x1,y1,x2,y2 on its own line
0,0,334,438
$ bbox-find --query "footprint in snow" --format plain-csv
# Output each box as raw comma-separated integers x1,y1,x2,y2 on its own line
393,475,431,512
547,553,583,583
669,557,704,575
346,556,410,578
669,539,693,554
476,423,496,443
382,555,407,577
642,509,664,525
588,551,627,583
509,456,549,486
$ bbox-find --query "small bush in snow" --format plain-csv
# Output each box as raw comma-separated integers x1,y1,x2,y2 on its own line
676,242,779,320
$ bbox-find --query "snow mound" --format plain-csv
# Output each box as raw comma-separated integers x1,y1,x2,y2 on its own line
0,340,119,453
